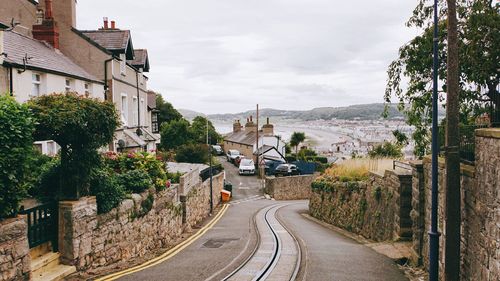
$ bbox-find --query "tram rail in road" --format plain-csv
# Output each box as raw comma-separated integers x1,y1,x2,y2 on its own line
221,203,301,281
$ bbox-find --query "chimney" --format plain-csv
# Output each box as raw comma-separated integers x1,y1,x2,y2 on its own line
111,20,116,29
103,17,109,29
262,117,274,136
32,0,59,48
245,116,257,133
233,120,242,133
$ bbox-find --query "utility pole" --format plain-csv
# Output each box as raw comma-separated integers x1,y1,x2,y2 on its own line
445,0,461,279
207,118,213,214
429,0,441,280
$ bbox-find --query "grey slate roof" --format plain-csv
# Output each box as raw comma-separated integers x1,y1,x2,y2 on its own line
147,91,156,110
224,130,262,146
2,31,101,83
80,30,130,51
128,49,150,72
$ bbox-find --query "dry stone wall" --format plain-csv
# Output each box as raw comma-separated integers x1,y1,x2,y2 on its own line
0,217,30,281
309,170,412,242
265,174,316,200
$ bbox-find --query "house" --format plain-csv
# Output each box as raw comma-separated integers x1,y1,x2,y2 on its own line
32,0,158,152
0,7,105,156
223,117,286,162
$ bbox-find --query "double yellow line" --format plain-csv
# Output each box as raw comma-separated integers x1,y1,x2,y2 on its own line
95,204,230,281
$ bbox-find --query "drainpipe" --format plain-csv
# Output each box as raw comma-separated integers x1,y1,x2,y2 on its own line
136,71,140,127
9,65,13,95
104,57,114,101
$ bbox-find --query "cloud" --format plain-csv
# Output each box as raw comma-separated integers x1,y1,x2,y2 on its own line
76,0,418,114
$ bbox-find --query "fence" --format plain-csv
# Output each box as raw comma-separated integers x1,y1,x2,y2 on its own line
490,92,500,127
19,202,58,251
199,164,223,182
439,124,488,165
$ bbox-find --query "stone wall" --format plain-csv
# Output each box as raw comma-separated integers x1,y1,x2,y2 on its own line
309,170,412,242
58,173,224,271
411,128,500,281
265,174,316,200
0,216,30,281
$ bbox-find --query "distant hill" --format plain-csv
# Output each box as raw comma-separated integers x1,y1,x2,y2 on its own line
207,103,405,122
178,109,205,121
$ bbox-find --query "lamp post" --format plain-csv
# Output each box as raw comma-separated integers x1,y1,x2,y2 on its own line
429,0,440,280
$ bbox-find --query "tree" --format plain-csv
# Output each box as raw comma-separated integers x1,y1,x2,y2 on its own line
385,0,499,157
368,142,404,159
189,116,221,145
28,93,119,199
0,95,35,218
174,144,209,164
289,132,306,155
159,118,192,150
156,93,183,126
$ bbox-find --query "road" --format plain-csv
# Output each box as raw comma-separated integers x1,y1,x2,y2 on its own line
110,157,408,281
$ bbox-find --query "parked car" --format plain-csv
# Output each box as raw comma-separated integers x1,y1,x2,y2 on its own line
226,149,240,163
274,164,301,177
239,159,256,175
263,159,286,175
212,145,224,155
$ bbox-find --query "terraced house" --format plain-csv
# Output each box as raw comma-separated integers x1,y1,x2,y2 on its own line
1,0,159,152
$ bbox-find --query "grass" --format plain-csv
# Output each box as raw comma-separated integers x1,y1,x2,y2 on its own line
321,158,395,182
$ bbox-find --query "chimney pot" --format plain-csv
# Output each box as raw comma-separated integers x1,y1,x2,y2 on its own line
45,0,53,19
111,21,116,29
103,17,109,29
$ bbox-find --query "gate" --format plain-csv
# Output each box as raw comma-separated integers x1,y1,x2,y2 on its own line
19,202,58,251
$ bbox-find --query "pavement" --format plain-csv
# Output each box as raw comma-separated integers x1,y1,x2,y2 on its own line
99,156,411,281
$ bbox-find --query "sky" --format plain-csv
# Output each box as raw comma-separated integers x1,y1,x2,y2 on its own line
76,0,419,114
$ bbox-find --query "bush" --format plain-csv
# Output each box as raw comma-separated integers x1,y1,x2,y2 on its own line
28,93,119,199
0,95,35,218
117,169,153,193
175,144,209,164
90,169,126,214
315,156,328,164
368,142,403,159
23,150,53,197
166,171,183,184
285,155,297,163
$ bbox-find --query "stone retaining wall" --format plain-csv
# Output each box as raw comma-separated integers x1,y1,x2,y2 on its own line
58,172,224,271
0,216,30,281
309,169,412,242
265,174,316,200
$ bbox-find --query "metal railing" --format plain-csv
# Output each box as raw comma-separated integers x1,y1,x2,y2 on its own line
439,124,488,165
490,92,500,127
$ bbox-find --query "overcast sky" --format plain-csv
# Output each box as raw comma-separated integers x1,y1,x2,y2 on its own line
76,0,418,114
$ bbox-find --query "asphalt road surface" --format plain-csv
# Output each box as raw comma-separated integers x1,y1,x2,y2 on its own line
115,157,408,281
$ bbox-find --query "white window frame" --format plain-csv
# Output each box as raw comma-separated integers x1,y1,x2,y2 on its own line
121,93,128,126
84,83,92,96
31,73,41,97
140,98,145,127
132,96,138,126
65,78,73,92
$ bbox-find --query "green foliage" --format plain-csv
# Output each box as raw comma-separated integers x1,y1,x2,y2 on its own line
190,116,221,145
289,132,306,154
90,169,126,214
36,159,61,200
285,155,297,162
297,148,317,161
368,142,404,159
156,93,183,125
139,193,155,217
174,144,209,164
0,95,35,218
385,1,500,157
24,151,58,199
160,118,191,150
166,171,183,184
28,93,118,199
372,186,382,202
117,169,153,193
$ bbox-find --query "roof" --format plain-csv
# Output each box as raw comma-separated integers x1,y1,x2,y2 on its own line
80,29,134,59
147,91,156,110
128,49,150,72
254,145,274,155
224,130,259,146
2,31,102,83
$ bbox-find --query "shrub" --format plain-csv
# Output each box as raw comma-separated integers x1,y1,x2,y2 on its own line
174,144,209,164
23,149,53,197
368,142,403,159
28,93,119,199
315,156,328,164
0,95,35,218
90,169,126,214
117,169,153,193
285,155,297,163
166,171,183,184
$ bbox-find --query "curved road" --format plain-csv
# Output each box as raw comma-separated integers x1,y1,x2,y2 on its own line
109,158,407,281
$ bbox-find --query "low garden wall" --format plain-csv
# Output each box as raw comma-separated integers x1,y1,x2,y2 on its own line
0,217,30,281
309,169,412,242
265,174,316,200
58,173,224,271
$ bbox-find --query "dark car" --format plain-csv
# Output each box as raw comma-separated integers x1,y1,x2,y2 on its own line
212,145,224,155
274,164,301,177
264,159,285,175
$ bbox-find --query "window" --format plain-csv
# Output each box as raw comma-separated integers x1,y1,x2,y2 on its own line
132,97,138,126
140,98,145,126
152,112,159,133
120,54,126,75
65,79,72,92
121,94,128,126
31,73,41,96
84,83,91,96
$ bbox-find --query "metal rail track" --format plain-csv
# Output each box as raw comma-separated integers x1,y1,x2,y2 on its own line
221,204,300,281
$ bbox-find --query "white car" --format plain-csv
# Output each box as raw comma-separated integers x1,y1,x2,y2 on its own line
239,159,256,175
226,149,240,163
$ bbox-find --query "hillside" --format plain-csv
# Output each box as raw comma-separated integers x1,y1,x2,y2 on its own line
205,103,405,122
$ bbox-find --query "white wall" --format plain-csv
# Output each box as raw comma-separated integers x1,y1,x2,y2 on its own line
11,68,104,103
260,136,286,155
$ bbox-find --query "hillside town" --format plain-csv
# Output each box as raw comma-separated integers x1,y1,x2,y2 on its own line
0,1,499,281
